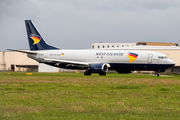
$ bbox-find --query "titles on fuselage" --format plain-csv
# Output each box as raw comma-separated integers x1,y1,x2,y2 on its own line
96,52,124,56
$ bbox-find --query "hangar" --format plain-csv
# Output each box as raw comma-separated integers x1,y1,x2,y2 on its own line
91,42,179,49
0,50,39,72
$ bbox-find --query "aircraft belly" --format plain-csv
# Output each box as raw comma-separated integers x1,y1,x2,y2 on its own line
109,63,174,71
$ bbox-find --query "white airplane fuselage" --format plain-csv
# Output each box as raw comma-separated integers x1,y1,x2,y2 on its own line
28,49,175,72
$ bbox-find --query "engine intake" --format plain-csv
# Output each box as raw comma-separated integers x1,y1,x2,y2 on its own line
88,63,109,73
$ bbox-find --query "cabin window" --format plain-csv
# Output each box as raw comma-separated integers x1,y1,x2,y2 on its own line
112,45,114,47
117,45,119,47
103,45,105,48
98,45,100,49
107,45,109,48
92,45,94,49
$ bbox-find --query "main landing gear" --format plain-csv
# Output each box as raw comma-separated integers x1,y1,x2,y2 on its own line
99,72,106,76
84,71,106,76
84,71,91,76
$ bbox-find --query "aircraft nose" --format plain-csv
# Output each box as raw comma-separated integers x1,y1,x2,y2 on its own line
168,59,175,65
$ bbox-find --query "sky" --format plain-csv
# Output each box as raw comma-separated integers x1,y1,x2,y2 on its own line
1,0,180,51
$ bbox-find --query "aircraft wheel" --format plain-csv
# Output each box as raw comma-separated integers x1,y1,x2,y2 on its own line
99,72,106,76
84,71,91,76
155,73,159,77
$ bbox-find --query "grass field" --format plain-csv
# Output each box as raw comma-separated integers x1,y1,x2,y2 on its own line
0,72,180,120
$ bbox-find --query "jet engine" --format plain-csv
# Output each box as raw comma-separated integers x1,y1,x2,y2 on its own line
88,63,110,73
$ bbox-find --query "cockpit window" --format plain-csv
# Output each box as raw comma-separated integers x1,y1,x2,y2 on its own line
158,56,168,59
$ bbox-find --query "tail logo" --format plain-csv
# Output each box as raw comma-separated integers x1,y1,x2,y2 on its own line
126,52,138,63
29,34,41,45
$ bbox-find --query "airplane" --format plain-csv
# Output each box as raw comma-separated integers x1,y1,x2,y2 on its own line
7,20,175,76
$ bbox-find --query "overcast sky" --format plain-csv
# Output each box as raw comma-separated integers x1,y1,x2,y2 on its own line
1,0,180,51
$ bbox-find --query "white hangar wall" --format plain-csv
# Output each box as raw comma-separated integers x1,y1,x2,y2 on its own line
0,50,39,72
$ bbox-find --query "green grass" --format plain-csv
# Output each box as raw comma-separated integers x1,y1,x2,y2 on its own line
116,85,140,89
0,72,180,120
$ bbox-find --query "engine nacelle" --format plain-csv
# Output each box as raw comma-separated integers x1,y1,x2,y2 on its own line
88,63,109,73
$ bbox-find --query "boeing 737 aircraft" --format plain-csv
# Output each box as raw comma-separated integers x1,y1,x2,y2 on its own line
7,20,175,76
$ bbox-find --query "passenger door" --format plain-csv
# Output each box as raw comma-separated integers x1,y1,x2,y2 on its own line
147,54,153,64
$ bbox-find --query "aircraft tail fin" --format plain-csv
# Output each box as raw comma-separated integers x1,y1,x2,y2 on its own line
25,20,60,51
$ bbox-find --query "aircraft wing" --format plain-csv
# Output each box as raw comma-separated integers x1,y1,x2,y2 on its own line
44,58,90,67
7,49,37,54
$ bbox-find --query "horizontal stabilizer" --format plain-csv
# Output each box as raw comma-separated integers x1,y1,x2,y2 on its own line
7,49,37,54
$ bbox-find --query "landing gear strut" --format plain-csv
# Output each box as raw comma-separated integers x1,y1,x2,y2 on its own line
84,71,91,76
155,71,159,77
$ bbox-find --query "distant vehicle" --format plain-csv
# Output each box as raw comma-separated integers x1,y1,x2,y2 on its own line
7,20,175,76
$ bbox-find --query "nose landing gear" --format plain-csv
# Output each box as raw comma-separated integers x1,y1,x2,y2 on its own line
155,71,159,77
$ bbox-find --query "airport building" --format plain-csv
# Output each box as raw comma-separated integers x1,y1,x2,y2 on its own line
91,42,179,49
0,50,39,72
137,42,179,46
91,43,136,49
